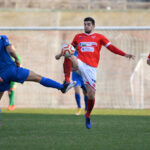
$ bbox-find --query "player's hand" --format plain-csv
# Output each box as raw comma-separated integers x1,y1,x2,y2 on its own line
147,59,150,65
15,59,21,67
124,54,135,60
55,53,62,60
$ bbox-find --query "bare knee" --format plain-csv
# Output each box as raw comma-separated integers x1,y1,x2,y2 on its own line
86,85,95,100
26,71,42,83
83,90,87,97
87,89,95,99
69,56,78,69
74,86,80,94
88,93,95,100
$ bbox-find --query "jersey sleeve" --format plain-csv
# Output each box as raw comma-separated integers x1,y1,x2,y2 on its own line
107,44,126,56
71,34,78,48
148,54,150,59
100,35,111,47
2,35,11,47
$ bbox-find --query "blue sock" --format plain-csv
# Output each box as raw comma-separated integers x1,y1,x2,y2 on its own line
84,96,88,111
40,77,63,90
75,93,81,108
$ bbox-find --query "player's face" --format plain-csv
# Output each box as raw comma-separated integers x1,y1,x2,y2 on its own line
84,21,95,34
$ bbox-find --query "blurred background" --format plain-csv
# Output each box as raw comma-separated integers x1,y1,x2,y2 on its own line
0,0,150,109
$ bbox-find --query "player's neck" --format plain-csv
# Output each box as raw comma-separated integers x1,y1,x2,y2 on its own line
84,31,95,36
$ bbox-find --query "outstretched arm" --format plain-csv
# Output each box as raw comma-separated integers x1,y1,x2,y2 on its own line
55,48,64,60
55,53,63,60
147,54,150,65
107,44,135,60
6,45,21,67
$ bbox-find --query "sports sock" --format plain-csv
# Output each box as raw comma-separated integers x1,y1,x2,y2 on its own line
9,90,15,106
63,58,72,83
84,96,88,111
86,99,95,118
75,93,81,108
40,77,63,90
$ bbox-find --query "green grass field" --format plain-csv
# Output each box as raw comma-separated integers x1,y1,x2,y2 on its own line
0,108,150,150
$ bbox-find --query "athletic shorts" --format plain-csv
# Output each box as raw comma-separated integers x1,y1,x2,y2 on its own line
72,71,87,92
77,59,97,91
0,64,29,92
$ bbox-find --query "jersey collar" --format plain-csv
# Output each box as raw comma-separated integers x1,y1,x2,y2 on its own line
84,32,95,36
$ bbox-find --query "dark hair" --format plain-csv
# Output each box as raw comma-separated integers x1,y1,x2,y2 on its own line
84,17,95,25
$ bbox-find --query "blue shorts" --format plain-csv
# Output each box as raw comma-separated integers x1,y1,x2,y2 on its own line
0,64,29,92
72,71,87,93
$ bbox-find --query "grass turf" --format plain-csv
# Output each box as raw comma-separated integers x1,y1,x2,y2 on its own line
0,109,150,150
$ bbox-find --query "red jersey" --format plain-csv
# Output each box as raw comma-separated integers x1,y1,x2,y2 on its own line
71,33,111,68
148,54,150,59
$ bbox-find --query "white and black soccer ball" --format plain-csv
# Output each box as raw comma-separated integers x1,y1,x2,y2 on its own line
62,44,75,57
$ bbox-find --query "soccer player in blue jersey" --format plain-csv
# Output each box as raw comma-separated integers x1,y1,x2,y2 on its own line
0,35,76,102
71,51,88,115
55,50,88,115
72,71,88,115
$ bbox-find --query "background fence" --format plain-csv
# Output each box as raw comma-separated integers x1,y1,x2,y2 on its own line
1,0,150,10
0,27,150,108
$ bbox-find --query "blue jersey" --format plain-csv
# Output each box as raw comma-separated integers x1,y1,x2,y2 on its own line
0,35,15,69
0,35,30,92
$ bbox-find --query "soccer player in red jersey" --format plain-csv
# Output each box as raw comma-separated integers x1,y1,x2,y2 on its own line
147,54,150,65
63,17,135,129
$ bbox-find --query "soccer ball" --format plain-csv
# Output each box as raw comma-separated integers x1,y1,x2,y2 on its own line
62,44,75,57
